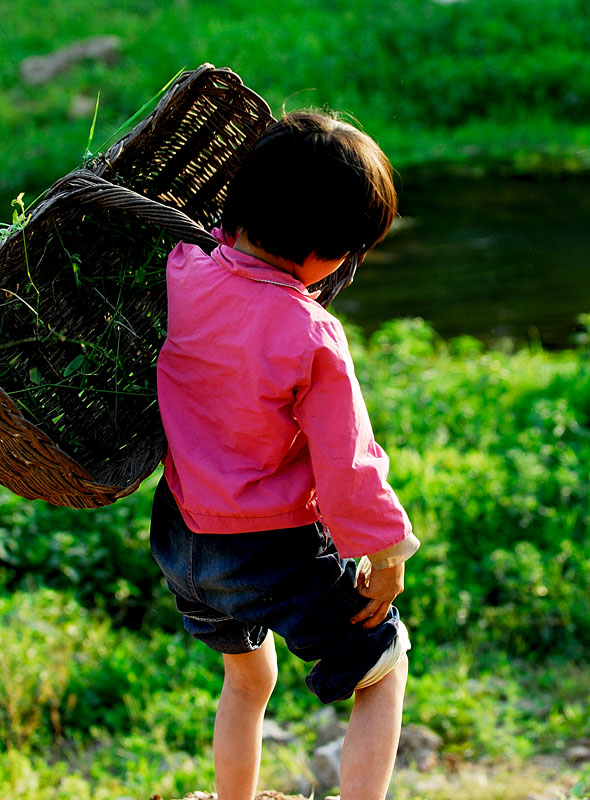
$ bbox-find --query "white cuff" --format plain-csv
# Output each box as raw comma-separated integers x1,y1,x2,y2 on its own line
356,620,411,690
367,532,421,569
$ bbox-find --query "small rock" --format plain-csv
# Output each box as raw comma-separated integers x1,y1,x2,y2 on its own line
311,705,339,727
312,705,348,747
529,753,567,775
311,736,345,792
566,744,590,764
290,773,314,797
20,36,122,85
316,720,347,748
397,724,442,771
262,717,293,743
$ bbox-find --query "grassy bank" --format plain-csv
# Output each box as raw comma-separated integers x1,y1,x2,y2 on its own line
1,319,589,798
1,0,590,214
1,586,589,798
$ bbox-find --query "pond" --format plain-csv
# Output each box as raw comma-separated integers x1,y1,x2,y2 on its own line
333,174,590,349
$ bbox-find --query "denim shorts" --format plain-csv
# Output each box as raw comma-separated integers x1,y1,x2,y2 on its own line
150,477,401,704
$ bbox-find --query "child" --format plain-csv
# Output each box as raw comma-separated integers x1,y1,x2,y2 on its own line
150,110,420,800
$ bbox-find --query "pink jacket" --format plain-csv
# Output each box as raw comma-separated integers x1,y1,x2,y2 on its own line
157,231,413,558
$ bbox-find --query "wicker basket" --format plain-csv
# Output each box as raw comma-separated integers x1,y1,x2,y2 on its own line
0,64,358,508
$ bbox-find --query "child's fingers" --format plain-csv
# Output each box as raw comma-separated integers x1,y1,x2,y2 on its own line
362,602,390,628
356,569,367,591
350,598,390,628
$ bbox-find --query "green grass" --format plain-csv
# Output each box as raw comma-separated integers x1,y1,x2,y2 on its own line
350,318,590,659
1,0,590,212
3,320,588,658
1,587,589,798
2,4,589,791
1,319,589,797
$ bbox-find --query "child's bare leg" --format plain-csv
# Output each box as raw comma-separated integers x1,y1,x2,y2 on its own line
340,653,408,800
213,632,277,800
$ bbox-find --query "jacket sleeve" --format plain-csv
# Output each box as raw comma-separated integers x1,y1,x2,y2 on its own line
293,317,416,559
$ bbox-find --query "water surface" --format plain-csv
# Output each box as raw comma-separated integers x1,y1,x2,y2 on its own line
334,174,590,348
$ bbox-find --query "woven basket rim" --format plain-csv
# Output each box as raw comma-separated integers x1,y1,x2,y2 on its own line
0,64,356,507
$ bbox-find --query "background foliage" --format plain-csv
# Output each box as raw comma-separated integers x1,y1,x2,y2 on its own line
1,0,590,210
1,320,589,797
1,0,589,796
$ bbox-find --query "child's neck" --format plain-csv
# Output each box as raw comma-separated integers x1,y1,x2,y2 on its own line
233,231,348,288
234,232,298,278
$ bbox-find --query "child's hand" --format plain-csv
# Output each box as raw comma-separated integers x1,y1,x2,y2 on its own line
351,562,405,629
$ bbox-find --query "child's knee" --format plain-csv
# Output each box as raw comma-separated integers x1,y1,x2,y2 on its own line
226,665,277,703
223,648,278,702
252,654,278,698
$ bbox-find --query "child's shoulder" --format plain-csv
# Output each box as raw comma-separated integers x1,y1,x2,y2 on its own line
281,280,342,328
288,295,349,357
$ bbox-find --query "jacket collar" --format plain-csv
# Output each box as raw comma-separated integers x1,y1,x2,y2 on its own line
209,227,321,300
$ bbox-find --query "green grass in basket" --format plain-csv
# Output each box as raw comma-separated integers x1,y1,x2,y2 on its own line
1,209,175,463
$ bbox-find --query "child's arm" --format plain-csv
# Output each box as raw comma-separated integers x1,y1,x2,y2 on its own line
294,317,418,559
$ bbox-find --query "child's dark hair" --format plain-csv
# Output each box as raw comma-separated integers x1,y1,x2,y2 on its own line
222,111,397,265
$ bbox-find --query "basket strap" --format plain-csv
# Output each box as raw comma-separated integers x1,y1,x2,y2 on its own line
48,169,218,253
